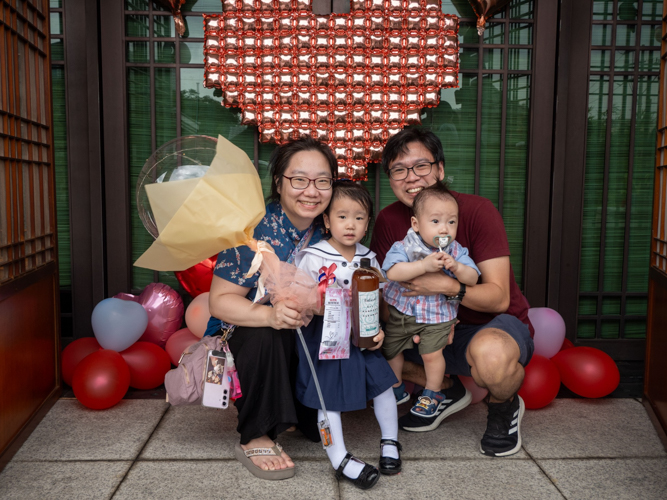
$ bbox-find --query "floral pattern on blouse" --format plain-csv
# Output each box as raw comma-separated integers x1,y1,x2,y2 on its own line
213,201,325,302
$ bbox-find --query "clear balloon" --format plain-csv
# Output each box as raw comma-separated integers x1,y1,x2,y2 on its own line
114,283,184,348
136,135,218,238
185,292,210,338
120,342,172,390
517,355,561,409
528,307,566,359
61,337,101,387
72,350,131,410
165,327,201,365
552,347,620,398
91,298,148,352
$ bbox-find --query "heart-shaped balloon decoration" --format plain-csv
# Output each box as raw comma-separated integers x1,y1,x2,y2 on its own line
174,256,217,298
91,298,148,352
114,283,184,348
203,0,460,180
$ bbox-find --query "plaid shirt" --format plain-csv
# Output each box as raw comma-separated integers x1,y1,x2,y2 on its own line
382,230,480,324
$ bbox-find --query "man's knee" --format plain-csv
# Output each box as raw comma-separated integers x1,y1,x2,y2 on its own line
467,328,520,375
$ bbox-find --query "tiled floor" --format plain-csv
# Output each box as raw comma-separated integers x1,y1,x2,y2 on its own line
1,398,665,499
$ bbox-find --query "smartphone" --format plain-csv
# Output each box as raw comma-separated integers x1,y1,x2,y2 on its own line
201,350,230,409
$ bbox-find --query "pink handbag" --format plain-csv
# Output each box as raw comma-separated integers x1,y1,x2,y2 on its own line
164,333,241,406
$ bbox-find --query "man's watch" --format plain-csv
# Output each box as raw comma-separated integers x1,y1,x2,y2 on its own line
447,282,466,302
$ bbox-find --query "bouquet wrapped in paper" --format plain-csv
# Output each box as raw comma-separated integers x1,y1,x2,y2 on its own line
135,135,320,323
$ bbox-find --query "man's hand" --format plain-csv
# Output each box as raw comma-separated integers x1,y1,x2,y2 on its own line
401,271,460,297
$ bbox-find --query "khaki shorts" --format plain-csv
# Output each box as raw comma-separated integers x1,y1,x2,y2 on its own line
382,305,457,360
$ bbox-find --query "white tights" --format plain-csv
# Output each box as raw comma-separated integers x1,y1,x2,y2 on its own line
318,387,399,479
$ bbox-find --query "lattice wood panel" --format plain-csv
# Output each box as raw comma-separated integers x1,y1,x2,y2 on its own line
656,1,667,274
0,0,55,284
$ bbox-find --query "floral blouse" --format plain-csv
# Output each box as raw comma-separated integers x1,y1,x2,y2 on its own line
204,201,325,336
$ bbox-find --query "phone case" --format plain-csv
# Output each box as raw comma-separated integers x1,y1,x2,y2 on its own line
202,349,230,409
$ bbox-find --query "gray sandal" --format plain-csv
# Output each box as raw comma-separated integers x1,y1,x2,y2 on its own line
234,442,295,480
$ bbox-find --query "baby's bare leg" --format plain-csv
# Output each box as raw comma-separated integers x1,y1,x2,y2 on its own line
422,351,446,393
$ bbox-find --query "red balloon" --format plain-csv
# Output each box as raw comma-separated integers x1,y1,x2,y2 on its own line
518,355,561,409
560,338,575,351
552,347,620,398
72,350,130,410
61,337,101,387
120,342,172,390
165,327,200,366
175,256,216,298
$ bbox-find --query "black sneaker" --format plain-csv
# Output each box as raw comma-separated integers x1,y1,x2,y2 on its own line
480,394,525,457
398,375,472,432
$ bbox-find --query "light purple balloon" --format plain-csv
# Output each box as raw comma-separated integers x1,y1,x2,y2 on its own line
114,283,184,348
528,307,566,359
91,298,148,352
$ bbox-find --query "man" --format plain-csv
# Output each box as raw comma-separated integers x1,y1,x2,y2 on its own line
371,128,534,457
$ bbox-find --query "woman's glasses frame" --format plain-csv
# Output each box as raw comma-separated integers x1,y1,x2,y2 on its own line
282,175,334,190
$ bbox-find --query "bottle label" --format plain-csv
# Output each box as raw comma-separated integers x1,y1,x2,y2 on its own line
358,289,379,338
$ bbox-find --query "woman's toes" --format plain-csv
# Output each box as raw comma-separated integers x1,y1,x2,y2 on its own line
281,452,295,468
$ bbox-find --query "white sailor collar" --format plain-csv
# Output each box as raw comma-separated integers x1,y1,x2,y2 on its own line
301,240,376,266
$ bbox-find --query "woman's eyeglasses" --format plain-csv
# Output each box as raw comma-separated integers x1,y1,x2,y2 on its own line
282,175,333,190
389,161,438,181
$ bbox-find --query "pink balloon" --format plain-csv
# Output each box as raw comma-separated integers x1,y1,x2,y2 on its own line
528,307,566,359
185,292,210,338
459,375,488,404
165,327,200,365
115,283,184,348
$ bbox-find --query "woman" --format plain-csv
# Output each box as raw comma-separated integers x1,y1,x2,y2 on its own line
204,137,336,480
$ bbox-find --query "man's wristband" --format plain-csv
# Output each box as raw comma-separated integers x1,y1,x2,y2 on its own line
447,282,466,302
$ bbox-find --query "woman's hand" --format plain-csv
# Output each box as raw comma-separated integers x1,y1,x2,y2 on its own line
368,328,385,351
267,299,305,330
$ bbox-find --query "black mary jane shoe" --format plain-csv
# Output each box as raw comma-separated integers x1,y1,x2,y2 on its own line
336,452,380,490
379,439,402,475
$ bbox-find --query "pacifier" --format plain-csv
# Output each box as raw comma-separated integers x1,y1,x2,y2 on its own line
433,235,452,252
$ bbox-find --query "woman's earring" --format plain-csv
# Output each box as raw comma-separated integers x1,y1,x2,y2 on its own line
325,227,329,234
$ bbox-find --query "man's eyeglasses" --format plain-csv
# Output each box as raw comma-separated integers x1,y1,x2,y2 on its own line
389,161,438,181
282,175,333,190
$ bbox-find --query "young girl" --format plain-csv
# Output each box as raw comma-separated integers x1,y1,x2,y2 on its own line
294,182,401,490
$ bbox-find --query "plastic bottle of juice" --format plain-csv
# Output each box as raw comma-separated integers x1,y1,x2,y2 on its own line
351,258,379,348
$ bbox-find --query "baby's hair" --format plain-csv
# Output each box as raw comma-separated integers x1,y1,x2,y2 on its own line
325,181,374,241
412,183,457,218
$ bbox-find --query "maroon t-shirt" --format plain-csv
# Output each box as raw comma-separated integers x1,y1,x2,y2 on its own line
370,191,532,333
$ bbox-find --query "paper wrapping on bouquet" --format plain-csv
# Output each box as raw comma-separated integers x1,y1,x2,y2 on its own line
202,0,460,180
134,135,265,272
